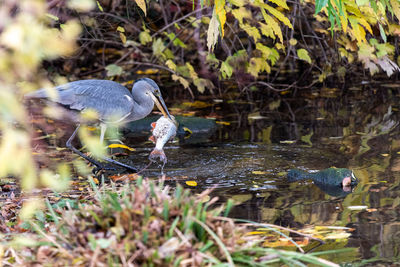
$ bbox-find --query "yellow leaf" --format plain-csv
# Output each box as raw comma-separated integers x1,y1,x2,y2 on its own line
172,74,190,88
134,0,147,16
242,24,261,42
246,231,267,235
297,48,312,64
139,31,152,45
391,0,400,21
257,0,293,29
248,57,271,77
355,16,373,34
261,11,283,42
228,0,246,7
186,62,199,80
182,101,212,108
339,15,348,33
259,22,275,40
119,32,126,44
117,26,125,32
289,38,297,46
216,121,231,125
108,143,135,151
268,0,289,9
215,0,226,36
96,1,104,12
280,140,296,144
186,181,197,186
252,171,267,175
165,59,176,71
349,17,366,44
232,7,252,24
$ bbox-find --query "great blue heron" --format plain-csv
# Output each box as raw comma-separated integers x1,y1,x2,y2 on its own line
26,78,172,172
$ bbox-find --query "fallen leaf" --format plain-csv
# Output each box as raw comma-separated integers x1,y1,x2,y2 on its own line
186,181,197,186
108,144,135,151
252,171,267,175
109,173,140,182
216,121,230,125
280,140,296,144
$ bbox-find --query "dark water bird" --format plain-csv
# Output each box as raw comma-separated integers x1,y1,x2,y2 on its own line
26,78,172,172
287,168,358,197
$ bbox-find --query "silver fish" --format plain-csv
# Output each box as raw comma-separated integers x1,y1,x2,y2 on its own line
148,115,178,164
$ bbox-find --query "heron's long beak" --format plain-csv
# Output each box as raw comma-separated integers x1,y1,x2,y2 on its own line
150,92,172,120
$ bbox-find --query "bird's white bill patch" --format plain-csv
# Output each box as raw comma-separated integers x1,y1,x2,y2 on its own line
351,171,356,181
124,94,133,102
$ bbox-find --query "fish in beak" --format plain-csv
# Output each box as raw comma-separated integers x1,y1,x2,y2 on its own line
149,91,172,120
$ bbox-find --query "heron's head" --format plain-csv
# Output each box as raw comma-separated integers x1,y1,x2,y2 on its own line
136,78,172,120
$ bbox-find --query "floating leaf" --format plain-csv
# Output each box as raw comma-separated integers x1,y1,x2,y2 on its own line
109,173,140,182
280,140,296,144
186,181,197,186
182,101,212,108
252,171,267,175
108,144,135,151
216,121,231,125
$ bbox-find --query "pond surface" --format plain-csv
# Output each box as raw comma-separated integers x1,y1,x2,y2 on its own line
26,82,400,265
122,83,400,265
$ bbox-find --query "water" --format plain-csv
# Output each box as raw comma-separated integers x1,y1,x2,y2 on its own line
26,82,400,265
121,85,400,264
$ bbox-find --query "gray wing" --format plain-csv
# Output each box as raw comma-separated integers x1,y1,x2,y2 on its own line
27,80,134,122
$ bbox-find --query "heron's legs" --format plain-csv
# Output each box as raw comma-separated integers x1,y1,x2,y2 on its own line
66,125,137,172
66,125,111,170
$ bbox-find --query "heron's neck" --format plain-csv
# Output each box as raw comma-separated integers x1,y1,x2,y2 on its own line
127,88,154,121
